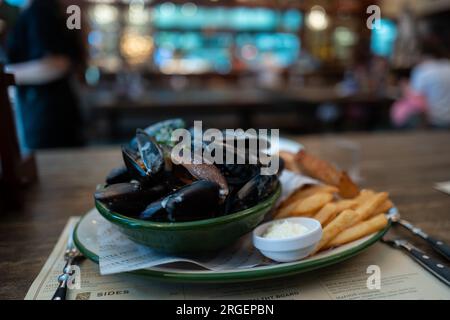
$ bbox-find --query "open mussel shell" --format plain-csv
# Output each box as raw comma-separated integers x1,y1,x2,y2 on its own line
136,129,164,177
180,163,229,200
231,174,279,212
122,145,147,180
122,140,164,186
140,180,221,222
95,182,168,216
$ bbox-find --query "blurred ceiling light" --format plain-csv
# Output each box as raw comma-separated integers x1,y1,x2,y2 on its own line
120,32,154,65
241,44,258,61
128,0,150,24
181,2,197,17
160,2,176,16
160,58,210,75
90,4,119,25
334,26,356,46
88,30,103,47
85,66,101,86
306,5,328,31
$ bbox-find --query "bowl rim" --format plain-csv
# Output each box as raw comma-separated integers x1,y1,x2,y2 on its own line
95,184,281,231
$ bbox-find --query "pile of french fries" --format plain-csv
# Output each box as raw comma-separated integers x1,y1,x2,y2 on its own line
277,150,393,254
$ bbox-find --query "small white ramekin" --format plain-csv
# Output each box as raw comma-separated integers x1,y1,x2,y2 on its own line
252,217,323,262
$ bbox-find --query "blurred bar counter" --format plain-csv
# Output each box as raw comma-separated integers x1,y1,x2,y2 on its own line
86,85,395,142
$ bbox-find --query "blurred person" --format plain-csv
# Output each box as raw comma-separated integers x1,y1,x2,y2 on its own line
4,0,85,149
391,38,450,129
0,0,20,62
390,78,427,129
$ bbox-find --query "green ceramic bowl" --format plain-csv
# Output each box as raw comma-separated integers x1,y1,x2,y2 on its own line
95,185,281,254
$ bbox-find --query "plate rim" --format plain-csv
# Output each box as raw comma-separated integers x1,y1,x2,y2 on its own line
73,213,391,283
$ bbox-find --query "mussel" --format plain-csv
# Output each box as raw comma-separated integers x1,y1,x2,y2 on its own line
217,163,259,187
136,129,164,176
94,181,167,215
140,180,221,222
230,174,279,212
95,119,281,223
122,131,164,185
180,163,229,200
130,118,185,148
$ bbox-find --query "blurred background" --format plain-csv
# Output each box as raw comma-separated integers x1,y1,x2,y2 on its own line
1,0,449,149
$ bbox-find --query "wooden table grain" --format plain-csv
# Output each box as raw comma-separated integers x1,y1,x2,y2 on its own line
1,131,449,299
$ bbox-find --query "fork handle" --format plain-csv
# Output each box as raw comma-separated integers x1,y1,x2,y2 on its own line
52,285,67,301
52,258,73,301
406,247,450,287
397,219,450,261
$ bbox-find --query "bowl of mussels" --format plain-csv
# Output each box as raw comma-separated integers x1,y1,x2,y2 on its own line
94,119,282,254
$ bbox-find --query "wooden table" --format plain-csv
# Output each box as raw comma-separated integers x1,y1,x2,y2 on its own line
1,131,449,299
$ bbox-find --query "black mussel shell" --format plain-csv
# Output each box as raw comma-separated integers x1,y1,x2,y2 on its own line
218,163,260,186
231,174,279,212
138,201,166,220
106,166,130,185
122,145,148,181
277,157,285,176
95,182,167,216
136,129,164,177
140,180,221,222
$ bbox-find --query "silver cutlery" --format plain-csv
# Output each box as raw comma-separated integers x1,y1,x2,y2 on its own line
387,209,450,261
381,236,450,286
52,226,83,300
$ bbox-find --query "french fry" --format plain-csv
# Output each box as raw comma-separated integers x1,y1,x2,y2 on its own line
279,151,301,173
313,209,359,253
279,184,338,208
354,189,375,205
354,192,389,224
314,199,358,226
372,199,393,216
313,203,337,225
335,199,359,212
289,193,333,217
324,214,388,249
274,192,333,219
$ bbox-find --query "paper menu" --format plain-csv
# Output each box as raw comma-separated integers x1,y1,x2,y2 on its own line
25,217,450,300
98,220,262,275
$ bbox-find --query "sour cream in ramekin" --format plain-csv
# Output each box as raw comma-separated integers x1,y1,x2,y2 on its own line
253,217,322,262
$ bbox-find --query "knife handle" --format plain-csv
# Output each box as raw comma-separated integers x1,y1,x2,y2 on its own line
398,219,450,261
408,247,450,286
425,236,450,261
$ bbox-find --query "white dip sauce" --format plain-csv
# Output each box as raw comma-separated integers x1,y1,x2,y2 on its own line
263,221,309,239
